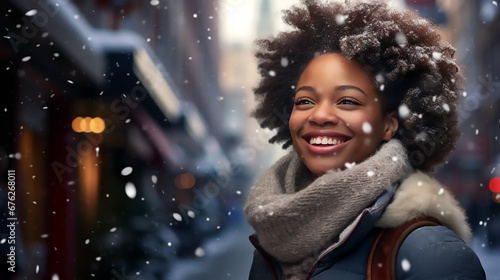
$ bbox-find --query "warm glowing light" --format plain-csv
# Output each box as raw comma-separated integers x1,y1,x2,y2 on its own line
90,118,105,133
72,117,106,133
72,117,84,133
175,173,196,189
493,193,500,204
83,117,92,133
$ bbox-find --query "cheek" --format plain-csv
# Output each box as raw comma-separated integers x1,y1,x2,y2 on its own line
288,111,301,134
351,114,383,138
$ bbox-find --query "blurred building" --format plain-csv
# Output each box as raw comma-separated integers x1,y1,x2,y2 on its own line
0,0,248,279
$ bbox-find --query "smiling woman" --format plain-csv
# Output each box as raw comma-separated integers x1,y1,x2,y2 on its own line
289,53,398,177
244,1,486,280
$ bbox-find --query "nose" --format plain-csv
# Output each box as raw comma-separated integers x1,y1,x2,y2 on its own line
308,102,339,126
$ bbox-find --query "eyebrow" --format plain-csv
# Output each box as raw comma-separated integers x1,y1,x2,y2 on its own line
295,85,367,96
336,85,367,96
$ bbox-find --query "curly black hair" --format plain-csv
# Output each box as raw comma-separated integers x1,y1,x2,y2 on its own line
251,0,463,172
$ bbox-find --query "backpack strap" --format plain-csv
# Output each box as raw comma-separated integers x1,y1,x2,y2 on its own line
367,216,441,280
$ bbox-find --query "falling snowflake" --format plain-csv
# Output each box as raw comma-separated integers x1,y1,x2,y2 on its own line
110,227,117,232
398,104,410,119
438,188,444,195
194,247,205,257
280,57,289,67
401,258,411,272
395,32,408,48
151,175,157,184
432,51,442,60
335,14,347,25
376,73,384,83
442,103,450,112
22,56,31,62
125,182,137,199
269,70,276,77
150,0,159,6
25,9,37,16
173,213,182,222
362,122,372,134
345,162,356,169
121,167,133,176
367,171,375,177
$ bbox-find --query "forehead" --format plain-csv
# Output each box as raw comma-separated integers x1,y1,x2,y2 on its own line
297,53,374,86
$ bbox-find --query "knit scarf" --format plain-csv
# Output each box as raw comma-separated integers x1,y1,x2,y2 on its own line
244,139,413,280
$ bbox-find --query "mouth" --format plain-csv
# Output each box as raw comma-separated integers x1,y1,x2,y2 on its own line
307,136,347,146
301,133,351,154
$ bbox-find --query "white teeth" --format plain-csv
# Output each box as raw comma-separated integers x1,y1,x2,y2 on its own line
309,137,344,145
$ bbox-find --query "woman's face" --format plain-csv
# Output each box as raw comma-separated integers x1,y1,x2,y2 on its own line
289,53,398,177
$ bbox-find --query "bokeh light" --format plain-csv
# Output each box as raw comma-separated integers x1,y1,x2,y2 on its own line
175,173,196,189
72,117,106,133
489,177,500,193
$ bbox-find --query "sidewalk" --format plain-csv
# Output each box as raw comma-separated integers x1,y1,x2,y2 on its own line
168,221,255,280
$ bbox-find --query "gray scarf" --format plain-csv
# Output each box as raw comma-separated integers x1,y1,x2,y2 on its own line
244,139,412,279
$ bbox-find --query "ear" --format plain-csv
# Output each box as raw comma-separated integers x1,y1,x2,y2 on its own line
382,111,399,141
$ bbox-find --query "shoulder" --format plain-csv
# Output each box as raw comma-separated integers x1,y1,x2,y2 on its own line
396,225,485,279
377,171,472,242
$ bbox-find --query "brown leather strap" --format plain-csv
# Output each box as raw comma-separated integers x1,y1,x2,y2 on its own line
367,217,441,280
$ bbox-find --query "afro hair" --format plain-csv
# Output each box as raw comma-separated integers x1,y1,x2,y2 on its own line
251,0,463,172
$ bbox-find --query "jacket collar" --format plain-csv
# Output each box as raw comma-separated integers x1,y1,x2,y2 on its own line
376,171,472,242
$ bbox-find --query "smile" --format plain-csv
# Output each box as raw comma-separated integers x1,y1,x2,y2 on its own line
301,133,351,155
309,137,345,145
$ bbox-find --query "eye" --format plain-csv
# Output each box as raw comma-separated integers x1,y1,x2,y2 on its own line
294,98,315,106
338,98,361,106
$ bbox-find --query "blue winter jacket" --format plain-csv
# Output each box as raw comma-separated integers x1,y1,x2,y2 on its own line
248,181,486,280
